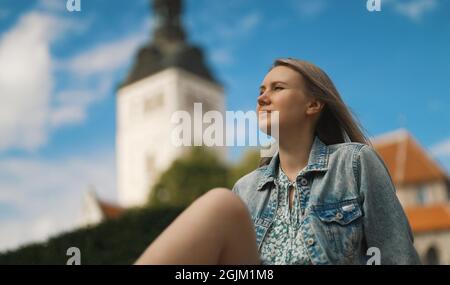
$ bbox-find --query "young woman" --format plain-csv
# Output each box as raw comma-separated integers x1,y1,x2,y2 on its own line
135,58,421,265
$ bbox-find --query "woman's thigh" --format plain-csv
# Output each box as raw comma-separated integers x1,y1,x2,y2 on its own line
135,188,260,265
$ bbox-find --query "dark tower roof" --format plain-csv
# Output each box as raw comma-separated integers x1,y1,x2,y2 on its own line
120,0,219,88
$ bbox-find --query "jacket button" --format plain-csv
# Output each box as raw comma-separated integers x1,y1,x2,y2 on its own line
300,178,308,186
306,238,315,246
336,212,343,220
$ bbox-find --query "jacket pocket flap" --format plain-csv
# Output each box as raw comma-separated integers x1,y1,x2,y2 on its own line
313,199,363,225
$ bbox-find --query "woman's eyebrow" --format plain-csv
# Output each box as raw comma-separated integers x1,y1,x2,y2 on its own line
259,81,288,90
271,81,288,86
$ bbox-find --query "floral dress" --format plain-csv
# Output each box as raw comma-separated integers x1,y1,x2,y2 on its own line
259,166,312,265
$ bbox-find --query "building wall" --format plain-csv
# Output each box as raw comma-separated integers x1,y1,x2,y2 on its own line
395,179,450,264
397,180,448,208
80,191,103,227
117,68,225,207
413,231,450,264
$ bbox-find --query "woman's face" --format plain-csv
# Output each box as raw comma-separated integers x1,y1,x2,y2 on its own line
257,65,321,136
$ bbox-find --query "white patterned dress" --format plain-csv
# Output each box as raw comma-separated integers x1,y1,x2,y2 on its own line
259,166,312,265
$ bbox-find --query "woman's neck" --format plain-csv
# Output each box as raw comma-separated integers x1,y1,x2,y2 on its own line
278,131,314,182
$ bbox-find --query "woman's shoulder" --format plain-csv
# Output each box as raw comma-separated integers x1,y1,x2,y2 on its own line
326,142,381,174
327,142,388,180
231,163,272,196
327,141,372,160
330,142,382,162
328,141,367,152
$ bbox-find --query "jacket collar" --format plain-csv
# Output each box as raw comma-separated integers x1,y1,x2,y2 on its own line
255,136,329,191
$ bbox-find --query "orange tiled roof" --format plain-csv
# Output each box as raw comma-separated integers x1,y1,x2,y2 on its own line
405,204,450,233
372,129,448,186
98,200,124,219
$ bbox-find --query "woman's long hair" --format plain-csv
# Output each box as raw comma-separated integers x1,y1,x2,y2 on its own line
259,58,371,166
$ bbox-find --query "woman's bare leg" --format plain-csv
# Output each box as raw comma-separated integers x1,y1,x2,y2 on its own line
134,188,260,265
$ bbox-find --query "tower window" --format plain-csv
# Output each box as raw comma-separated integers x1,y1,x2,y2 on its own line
416,185,428,205
424,246,440,265
146,155,156,180
144,93,164,113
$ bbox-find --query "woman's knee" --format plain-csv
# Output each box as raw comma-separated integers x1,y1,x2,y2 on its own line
198,188,250,220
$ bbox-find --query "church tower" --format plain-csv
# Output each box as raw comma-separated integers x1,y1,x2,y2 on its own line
117,0,225,207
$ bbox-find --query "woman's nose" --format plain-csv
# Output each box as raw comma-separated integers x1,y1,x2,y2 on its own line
257,92,270,106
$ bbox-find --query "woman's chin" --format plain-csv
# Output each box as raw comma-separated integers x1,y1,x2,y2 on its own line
258,124,275,136
258,118,270,130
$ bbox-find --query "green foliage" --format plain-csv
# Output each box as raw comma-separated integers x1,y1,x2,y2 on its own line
228,148,261,186
0,148,261,264
0,207,184,265
148,147,230,208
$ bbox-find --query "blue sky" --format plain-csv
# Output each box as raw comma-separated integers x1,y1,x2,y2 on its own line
0,0,449,251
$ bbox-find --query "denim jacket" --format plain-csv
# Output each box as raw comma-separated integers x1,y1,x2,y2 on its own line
232,136,421,265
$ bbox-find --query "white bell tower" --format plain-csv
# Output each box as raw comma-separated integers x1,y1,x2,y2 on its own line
116,0,225,207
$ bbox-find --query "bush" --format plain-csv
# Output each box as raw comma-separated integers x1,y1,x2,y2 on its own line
0,148,261,264
148,147,230,208
0,207,184,265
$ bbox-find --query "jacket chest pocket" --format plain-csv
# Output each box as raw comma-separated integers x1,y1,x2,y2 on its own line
312,199,363,258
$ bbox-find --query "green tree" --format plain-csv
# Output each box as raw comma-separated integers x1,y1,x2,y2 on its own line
0,148,264,264
228,148,261,187
148,147,229,208
0,207,184,265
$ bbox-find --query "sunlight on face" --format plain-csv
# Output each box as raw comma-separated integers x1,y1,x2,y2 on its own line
257,66,310,135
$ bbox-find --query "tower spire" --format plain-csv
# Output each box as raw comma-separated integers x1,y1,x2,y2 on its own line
152,0,186,45
120,0,219,87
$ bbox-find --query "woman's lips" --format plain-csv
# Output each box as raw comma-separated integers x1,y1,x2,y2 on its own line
258,111,271,119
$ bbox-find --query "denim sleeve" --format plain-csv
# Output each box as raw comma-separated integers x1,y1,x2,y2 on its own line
356,145,421,265
231,181,239,195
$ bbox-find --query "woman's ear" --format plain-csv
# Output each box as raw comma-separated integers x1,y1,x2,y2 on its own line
306,99,324,116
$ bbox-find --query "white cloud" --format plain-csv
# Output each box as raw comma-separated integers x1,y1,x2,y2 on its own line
48,18,149,127
427,98,445,113
0,11,90,152
37,0,67,12
50,90,95,128
210,48,234,65
384,0,438,21
0,12,62,152
0,8,148,152
0,148,116,252
291,0,328,19
395,0,437,21
58,33,147,77
0,8,9,20
214,12,261,41
50,75,113,127
430,137,450,175
430,137,450,157
239,12,261,33
197,11,260,67
0,10,92,152
186,2,263,67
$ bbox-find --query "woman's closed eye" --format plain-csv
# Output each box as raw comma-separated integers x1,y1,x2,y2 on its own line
258,85,285,96
274,86,284,91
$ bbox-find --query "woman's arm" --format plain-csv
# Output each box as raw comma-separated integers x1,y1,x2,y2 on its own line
356,145,421,265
